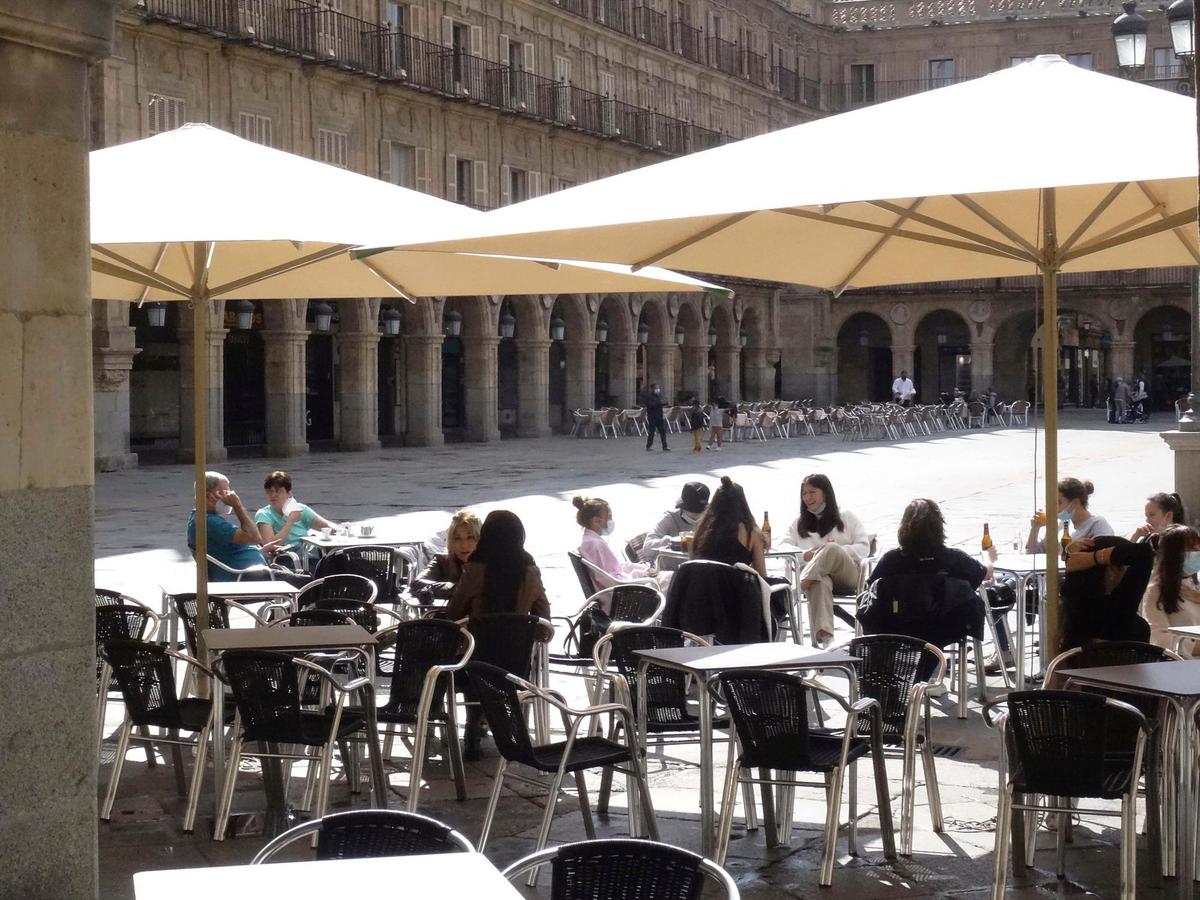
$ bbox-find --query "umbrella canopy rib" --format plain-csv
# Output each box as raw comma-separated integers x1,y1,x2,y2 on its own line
1134,181,1200,264
93,246,192,297
833,197,925,297
951,194,1043,260
360,259,417,301
631,211,755,271
868,200,1038,262
1060,206,1198,263
207,244,357,298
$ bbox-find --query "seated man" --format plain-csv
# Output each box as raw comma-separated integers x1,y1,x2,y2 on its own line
640,481,710,566
187,471,274,580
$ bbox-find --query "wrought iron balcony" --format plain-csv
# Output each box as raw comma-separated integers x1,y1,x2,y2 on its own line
741,49,768,87
773,65,821,107
592,0,629,33
706,36,739,77
671,20,704,63
632,5,670,51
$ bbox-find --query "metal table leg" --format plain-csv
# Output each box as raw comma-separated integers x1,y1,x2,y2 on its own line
697,674,715,857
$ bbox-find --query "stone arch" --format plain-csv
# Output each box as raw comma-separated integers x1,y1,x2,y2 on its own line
505,294,544,341
913,308,972,400
549,294,590,343
1133,304,1191,409
990,309,1037,404
636,296,670,345
674,300,703,345
596,294,633,344
711,303,736,348
836,311,892,403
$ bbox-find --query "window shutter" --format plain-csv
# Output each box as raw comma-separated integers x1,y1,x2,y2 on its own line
440,14,452,46
500,164,512,206
445,152,457,200
469,25,482,57
472,159,488,209
600,71,614,97
499,34,509,66
522,41,535,75
415,147,432,193
529,170,541,198
409,5,424,37
380,139,393,183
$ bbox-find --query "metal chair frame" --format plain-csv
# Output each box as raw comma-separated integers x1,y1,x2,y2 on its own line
296,573,379,608
250,809,474,863
96,601,162,755
206,554,276,581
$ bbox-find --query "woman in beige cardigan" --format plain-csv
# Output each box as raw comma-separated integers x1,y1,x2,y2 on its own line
1140,524,1200,657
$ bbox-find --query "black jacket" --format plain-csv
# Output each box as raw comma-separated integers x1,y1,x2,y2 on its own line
1060,538,1152,650
662,560,771,644
860,547,987,650
643,391,666,423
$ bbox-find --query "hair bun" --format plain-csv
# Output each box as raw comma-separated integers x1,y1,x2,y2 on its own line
572,496,585,509
1083,480,1095,495
720,475,733,487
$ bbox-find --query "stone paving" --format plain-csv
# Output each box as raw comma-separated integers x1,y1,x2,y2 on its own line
95,410,1182,899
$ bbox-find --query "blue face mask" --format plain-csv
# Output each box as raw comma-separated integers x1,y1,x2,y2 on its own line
1057,509,1073,523
808,502,826,516
1183,551,1200,577
603,520,615,537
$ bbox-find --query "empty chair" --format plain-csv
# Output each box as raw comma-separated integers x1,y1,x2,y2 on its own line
502,839,738,900
985,691,1149,900
172,592,270,694
296,573,379,607
96,602,161,752
99,639,228,832
661,560,772,645
714,670,895,885
251,809,473,863
551,583,666,673
95,588,135,608
313,547,402,603
1008,400,1030,426
966,401,986,428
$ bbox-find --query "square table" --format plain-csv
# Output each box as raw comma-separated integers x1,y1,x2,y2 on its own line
634,642,861,856
133,852,522,899
989,554,1049,691
1060,659,1200,898
1167,624,1200,656
159,581,301,651
201,623,387,831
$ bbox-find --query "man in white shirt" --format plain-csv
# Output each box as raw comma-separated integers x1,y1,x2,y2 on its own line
892,370,916,406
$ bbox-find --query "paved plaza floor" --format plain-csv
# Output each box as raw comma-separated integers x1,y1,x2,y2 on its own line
95,410,1183,898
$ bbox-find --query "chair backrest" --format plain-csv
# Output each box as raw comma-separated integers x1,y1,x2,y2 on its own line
95,588,130,608
173,593,234,657
100,639,185,729
608,584,664,624
624,533,646,564
217,649,308,743
95,603,156,645
506,839,723,900
718,670,817,771
311,598,381,633
848,634,941,741
606,627,692,731
567,550,598,600
382,620,470,719
275,608,353,628
662,560,770,644
297,574,379,607
462,661,537,765
314,547,398,602
466,613,539,680
252,809,473,864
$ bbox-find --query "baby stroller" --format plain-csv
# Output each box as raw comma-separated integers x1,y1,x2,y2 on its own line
1119,397,1149,424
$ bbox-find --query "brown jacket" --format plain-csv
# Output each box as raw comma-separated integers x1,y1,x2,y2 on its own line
443,560,553,641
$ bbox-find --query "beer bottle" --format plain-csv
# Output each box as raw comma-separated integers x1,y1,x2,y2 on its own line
981,523,993,552
761,511,772,549
1060,522,1071,561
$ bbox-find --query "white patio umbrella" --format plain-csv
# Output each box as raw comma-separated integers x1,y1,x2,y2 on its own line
384,55,1200,648
89,124,727,631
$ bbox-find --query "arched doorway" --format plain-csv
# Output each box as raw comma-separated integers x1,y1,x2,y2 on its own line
836,312,892,402
1134,305,1191,410
441,300,467,441
991,312,1037,403
377,301,405,445
225,301,267,453
709,304,736,399
497,299,519,437
595,295,634,409
129,301,182,462
913,309,971,402
304,302,336,448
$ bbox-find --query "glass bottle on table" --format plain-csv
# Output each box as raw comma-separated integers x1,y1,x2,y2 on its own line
1060,521,1071,561
761,511,771,550
981,523,993,552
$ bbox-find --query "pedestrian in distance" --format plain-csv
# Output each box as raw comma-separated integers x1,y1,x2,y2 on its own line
642,382,670,451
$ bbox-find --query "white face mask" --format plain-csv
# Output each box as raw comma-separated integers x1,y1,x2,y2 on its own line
603,520,615,536
215,501,232,516
807,502,827,516
682,510,701,525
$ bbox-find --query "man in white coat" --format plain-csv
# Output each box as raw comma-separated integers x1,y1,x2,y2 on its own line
892,370,916,406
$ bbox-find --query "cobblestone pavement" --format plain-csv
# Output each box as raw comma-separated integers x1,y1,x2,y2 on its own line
96,411,1181,899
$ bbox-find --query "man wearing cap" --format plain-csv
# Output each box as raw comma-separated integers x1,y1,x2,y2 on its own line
639,482,710,566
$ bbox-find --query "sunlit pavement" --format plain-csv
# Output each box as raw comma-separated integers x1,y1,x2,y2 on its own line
96,410,1179,898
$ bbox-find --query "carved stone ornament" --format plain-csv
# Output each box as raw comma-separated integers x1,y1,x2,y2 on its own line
587,295,599,313
488,295,502,306
668,296,681,316
967,299,992,324
889,302,911,326
1108,297,1133,323
540,295,555,310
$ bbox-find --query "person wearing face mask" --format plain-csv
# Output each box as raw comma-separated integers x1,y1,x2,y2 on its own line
412,509,481,603
1025,477,1113,554
1129,491,1186,542
1141,525,1200,655
186,471,275,580
1059,535,1152,651
784,473,870,647
575,495,654,591
642,382,670,452
640,482,710,565
255,470,334,566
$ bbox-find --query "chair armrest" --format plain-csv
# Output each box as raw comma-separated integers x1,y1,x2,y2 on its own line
981,697,1008,729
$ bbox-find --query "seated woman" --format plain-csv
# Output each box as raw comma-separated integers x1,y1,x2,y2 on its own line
255,470,334,565
1026,476,1113,553
639,482,710,565
1129,491,1186,543
444,509,552,758
1140,524,1200,655
411,509,481,604
575,495,653,591
1060,535,1153,651
785,474,870,647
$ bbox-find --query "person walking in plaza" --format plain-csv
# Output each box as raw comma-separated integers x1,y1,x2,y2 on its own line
892,370,916,406
784,474,871,647
687,396,707,453
187,471,276,580
706,396,733,450
640,482,710,564
1140,524,1200,655
254,470,334,566
575,495,654,590
1025,476,1113,553
642,382,670,451
412,509,481,603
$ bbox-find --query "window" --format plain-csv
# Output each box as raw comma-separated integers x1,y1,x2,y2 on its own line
237,112,272,147
446,155,489,208
381,141,414,187
849,64,875,104
441,17,481,91
503,166,528,205
316,128,349,168
1152,47,1180,76
677,91,692,122
553,55,573,122
552,177,576,192
928,58,955,85
147,93,185,134
499,37,534,108
599,71,618,134
1066,53,1093,70
384,0,406,32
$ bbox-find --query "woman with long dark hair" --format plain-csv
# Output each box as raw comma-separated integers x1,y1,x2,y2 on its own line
690,476,769,578
1140,524,1200,655
444,509,551,628
784,473,870,647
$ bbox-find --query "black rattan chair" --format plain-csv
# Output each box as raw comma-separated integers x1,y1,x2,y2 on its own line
250,809,473,863
847,634,948,856
99,639,230,832
501,838,738,899
95,602,161,754
212,649,371,840
314,547,403,603
464,661,658,886
172,592,270,693
568,550,598,601
714,669,895,885
95,588,134,608
296,574,379,607
985,691,1149,900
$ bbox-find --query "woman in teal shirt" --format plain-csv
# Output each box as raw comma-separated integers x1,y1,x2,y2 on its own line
255,470,334,557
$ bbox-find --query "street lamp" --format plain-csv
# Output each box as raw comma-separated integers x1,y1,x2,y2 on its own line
498,307,516,339
637,320,650,344
708,324,718,348
1111,2,1149,72
443,308,463,337
936,328,947,345
380,305,401,336
1168,0,1194,59
550,316,566,341
595,318,609,343
739,329,748,348
311,301,334,333
232,300,255,331
858,329,870,347
146,302,167,328
674,323,686,346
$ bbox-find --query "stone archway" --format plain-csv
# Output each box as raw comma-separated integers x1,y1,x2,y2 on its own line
551,295,595,421
1133,304,1191,410
636,297,673,401
674,301,705,402
913,308,971,402
710,303,738,400
595,295,635,409
835,311,892,402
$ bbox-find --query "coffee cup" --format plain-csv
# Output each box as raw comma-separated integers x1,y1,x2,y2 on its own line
359,524,374,538
321,527,333,538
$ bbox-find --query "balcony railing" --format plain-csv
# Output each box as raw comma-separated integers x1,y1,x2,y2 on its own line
592,0,629,33
741,49,768,87
547,0,588,16
773,65,821,108
632,5,670,51
671,21,703,63
707,36,738,77
823,75,975,111
136,0,720,157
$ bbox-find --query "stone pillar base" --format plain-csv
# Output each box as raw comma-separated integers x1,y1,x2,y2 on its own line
341,438,382,452
95,450,138,472
1161,429,1200,527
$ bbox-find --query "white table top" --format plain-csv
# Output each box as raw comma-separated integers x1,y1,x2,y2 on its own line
1168,625,1200,638
300,533,424,550
990,554,1049,576
133,852,521,899
636,642,858,674
160,581,300,598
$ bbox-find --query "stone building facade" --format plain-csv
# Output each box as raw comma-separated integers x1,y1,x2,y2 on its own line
89,0,1192,467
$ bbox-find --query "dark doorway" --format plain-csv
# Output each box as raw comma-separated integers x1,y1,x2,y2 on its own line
224,330,266,454
441,336,466,439
868,347,894,401
594,342,611,407
498,338,519,437
378,336,401,442
306,334,335,445
550,341,567,431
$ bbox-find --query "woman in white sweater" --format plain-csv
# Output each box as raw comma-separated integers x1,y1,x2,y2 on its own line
785,473,870,646
1140,524,1200,656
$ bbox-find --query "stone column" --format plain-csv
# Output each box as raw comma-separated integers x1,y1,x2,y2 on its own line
0,4,114,897
261,299,308,457
1110,339,1136,381
404,334,444,446
339,332,382,451
1162,429,1200,528
516,337,551,438
464,334,501,442
646,342,677,401
92,300,139,471
565,339,598,413
681,344,708,403
970,338,995,395
715,347,741,401
892,343,916,380
741,346,769,400
178,306,228,463
607,341,637,409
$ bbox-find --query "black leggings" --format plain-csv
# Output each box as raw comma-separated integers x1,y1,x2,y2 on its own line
646,418,669,449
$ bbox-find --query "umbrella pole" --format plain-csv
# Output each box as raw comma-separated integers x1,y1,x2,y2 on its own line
192,242,211,664
1040,187,1061,660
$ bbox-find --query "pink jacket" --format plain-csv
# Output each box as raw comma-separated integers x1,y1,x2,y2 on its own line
579,528,650,590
